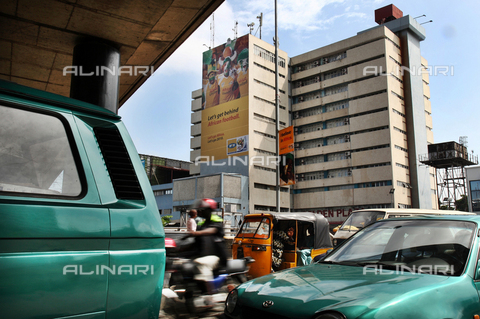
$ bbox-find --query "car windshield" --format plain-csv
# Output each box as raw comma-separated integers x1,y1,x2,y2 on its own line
340,211,385,231
237,217,270,239
324,219,476,276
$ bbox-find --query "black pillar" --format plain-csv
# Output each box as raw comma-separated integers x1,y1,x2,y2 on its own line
70,41,120,114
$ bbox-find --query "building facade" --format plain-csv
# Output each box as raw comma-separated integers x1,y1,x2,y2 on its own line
290,14,437,223
190,6,438,224
140,154,190,185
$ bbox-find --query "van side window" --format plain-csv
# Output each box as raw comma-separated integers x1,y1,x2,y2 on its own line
0,105,82,197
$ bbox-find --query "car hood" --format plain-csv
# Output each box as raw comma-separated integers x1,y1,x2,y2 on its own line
333,229,357,240
239,263,453,317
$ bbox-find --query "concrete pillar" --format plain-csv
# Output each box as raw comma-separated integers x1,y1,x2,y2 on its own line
382,16,430,208
399,29,431,208
70,40,120,114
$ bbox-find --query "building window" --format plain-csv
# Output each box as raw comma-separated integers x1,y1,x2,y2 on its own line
0,105,83,197
392,109,405,118
254,165,276,173
224,203,241,212
254,62,286,78
254,45,286,68
254,130,276,139
391,90,404,101
358,180,392,188
470,180,480,212
396,163,409,169
323,68,348,80
293,51,347,74
254,79,286,94
393,126,407,135
395,145,408,152
397,181,412,189
153,189,173,196
324,84,348,96
325,100,349,112
254,148,276,156
254,113,275,124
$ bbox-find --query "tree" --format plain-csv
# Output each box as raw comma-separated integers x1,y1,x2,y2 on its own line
161,215,173,227
455,195,469,212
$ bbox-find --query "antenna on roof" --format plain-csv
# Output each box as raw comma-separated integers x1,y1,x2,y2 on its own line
257,13,263,39
233,20,238,39
414,14,432,25
210,14,215,49
247,22,255,34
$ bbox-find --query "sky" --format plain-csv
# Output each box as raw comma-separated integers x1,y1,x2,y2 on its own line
119,0,480,164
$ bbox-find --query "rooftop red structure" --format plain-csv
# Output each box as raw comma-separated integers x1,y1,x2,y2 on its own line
375,4,403,24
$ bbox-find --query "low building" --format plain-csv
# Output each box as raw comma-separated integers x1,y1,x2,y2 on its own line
140,154,190,185
172,173,248,228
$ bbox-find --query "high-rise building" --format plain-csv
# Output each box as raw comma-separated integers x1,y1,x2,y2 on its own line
290,5,437,224
190,5,438,224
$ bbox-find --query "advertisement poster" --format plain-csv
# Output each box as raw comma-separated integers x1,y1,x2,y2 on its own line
201,35,249,160
202,35,249,109
279,126,295,186
201,97,248,160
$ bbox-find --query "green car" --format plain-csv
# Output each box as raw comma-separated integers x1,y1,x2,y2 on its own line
0,80,165,319
225,215,480,319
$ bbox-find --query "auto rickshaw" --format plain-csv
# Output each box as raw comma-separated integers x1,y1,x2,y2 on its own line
232,212,332,278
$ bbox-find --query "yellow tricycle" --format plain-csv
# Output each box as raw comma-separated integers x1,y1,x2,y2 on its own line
232,212,332,278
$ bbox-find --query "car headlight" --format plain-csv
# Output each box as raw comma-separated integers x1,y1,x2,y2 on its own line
314,311,346,319
225,289,238,314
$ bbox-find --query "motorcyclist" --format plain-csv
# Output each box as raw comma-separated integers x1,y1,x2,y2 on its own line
184,198,228,301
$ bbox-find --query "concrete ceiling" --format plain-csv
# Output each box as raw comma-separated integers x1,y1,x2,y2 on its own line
0,0,223,107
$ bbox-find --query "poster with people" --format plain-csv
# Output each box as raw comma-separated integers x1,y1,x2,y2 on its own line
202,35,249,109
201,35,250,161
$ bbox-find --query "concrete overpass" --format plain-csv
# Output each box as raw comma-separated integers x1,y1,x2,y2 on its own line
0,0,223,108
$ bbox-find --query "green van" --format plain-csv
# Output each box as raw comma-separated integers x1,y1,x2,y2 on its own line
0,80,165,319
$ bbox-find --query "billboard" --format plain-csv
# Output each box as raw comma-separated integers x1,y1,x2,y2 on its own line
201,98,249,160
201,35,249,161
279,126,295,186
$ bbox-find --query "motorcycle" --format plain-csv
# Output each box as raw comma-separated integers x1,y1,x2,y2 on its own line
161,235,253,317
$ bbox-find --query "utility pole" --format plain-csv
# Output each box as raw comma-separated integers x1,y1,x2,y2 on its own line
275,0,280,212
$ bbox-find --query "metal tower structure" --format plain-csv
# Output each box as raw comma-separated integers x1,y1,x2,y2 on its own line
420,141,478,209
